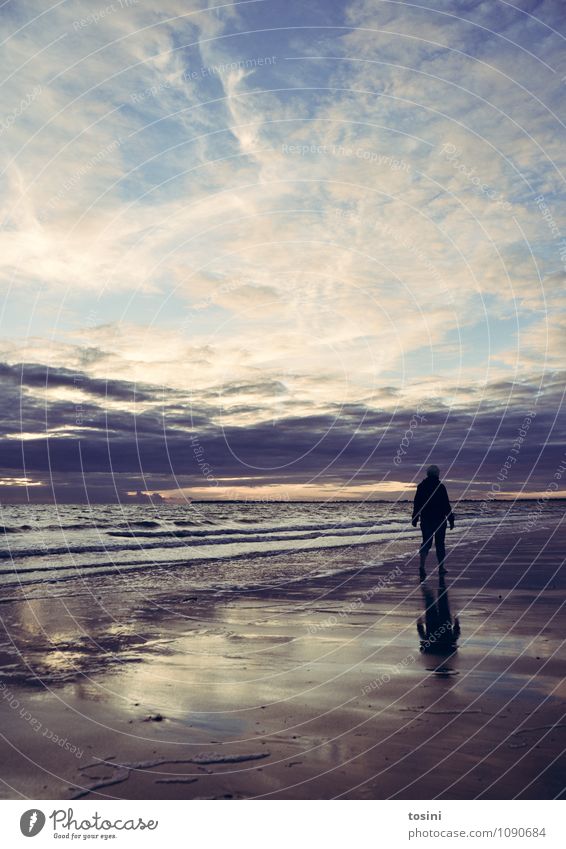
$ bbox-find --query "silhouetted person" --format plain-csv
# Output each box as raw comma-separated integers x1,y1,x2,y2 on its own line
417,575,460,654
412,464,454,581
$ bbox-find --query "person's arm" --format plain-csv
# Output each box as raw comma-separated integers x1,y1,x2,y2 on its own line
453,616,460,641
442,484,455,528
412,484,422,526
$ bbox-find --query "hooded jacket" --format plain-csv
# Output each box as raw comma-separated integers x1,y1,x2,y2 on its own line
412,476,454,526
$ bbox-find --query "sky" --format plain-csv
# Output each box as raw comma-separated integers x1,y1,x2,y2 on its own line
0,0,565,503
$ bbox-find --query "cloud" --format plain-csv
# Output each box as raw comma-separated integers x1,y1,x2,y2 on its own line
0,354,563,501
1,0,564,500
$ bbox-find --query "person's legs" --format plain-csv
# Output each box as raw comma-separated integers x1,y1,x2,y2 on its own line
419,524,434,578
435,523,447,573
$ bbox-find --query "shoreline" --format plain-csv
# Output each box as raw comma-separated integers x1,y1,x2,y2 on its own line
0,524,564,800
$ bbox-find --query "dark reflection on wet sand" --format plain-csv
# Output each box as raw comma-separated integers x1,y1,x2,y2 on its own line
418,575,461,677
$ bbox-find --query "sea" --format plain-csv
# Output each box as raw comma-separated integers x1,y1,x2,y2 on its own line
1,500,560,596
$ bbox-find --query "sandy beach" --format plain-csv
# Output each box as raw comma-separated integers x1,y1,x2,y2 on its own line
0,522,564,800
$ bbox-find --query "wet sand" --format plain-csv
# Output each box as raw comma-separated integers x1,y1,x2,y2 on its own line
0,524,564,800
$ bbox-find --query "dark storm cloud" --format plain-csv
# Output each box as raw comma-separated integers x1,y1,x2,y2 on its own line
0,362,157,403
0,361,564,501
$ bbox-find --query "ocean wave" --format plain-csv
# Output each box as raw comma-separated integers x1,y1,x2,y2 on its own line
117,520,162,528
0,525,408,560
0,534,402,582
107,518,404,539
0,500,558,591
0,518,166,534
2,521,102,533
